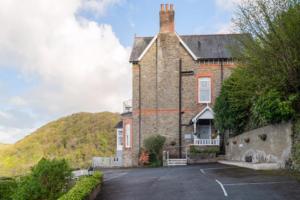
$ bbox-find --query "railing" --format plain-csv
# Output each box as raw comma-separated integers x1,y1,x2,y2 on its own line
193,139,220,146
92,156,122,168
163,146,188,166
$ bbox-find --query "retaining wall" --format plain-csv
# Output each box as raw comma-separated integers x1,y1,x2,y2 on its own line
226,122,292,168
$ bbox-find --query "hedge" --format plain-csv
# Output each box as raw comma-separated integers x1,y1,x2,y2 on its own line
58,172,103,200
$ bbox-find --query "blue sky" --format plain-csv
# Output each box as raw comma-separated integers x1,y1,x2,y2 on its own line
86,0,235,46
0,0,239,144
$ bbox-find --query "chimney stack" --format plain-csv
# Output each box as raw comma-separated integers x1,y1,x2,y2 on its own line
160,4,175,33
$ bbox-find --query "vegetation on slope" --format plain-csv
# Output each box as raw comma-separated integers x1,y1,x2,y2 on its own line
214,0,300,135
0,112,120,177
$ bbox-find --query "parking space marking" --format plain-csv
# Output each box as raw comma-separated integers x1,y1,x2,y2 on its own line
200,169,206,175
216,179,228,197
200,167,237,171
104,172,127,182
224,181,298,186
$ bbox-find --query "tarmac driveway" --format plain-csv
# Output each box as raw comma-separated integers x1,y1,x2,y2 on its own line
97,163,300,200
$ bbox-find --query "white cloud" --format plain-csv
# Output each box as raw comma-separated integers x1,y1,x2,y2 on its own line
217,21,236,34
0,0,131,143
80,0,124,15
215,0,244,11
0,126,34,144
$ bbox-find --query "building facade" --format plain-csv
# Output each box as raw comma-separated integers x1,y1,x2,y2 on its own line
118,4,243,167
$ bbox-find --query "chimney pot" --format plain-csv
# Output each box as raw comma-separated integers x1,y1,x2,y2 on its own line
159,4,175,33
161,4,164,11
165,4,169,11
170,4,174,11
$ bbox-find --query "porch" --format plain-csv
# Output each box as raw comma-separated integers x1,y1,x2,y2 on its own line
191,106,220,146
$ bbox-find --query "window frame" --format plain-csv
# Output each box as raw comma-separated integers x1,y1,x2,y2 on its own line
125,123,131,148
198,77,211,103
117,129,123,150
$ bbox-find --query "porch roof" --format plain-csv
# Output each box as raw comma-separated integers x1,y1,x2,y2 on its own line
191,106,214,123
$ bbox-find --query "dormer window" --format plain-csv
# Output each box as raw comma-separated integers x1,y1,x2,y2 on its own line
198,77,211,103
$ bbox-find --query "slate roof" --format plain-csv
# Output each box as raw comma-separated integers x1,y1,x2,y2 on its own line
115,121,123,129
129,33,245,62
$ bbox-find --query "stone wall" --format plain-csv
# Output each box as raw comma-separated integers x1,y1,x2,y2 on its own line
226,122,292,168
130,32,237,164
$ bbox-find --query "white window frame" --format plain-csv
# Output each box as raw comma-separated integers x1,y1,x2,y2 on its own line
117,129,123,151
125,124,131,148
198,77,211,103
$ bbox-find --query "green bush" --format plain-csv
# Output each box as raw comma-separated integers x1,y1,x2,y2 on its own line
190,146,219,156
0,178,17,200
58,172,103,200
12,158,71,200
144,135,166,166
214,0,300,136
214,68,257,134
252,90,296,125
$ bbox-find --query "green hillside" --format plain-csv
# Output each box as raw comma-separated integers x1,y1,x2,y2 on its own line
0,112,120,177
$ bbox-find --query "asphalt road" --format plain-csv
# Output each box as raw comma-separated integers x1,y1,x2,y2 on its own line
97,163,300,200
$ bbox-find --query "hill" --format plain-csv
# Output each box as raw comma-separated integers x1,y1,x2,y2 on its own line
0,112,120,177
0,144,10,150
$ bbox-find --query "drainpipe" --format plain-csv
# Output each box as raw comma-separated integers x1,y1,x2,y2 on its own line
179,59,182,158
138,63,141,154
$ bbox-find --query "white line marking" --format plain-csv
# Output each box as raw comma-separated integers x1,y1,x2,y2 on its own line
104,172,127,182
224,181,297,186
216,179,228,197
202,167,237,170
200,169,206,174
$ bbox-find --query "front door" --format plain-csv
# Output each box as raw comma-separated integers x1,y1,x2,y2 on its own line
198,125,211,139
195,119,211,139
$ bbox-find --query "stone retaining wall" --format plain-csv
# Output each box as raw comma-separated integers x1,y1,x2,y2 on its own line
226,122,292,168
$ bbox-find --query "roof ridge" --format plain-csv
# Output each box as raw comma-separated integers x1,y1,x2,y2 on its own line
134,36,154,38
180,33,244,37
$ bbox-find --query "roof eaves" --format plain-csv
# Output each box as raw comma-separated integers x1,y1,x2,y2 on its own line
175,32,198,61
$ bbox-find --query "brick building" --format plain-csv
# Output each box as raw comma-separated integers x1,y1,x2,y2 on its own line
117,4,243,167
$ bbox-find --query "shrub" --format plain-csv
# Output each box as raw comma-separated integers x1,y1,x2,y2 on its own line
144,135,166,166
189,146,219,156
214,67,257,135
12,158,71,200
252,90,296,125
58,172,103,200
0,178,17,200
139,149,150,166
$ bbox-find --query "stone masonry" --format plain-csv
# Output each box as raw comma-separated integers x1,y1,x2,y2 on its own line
123,4,240,166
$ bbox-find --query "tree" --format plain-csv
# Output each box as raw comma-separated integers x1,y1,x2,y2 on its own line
214,0,300,134
12,158,71,200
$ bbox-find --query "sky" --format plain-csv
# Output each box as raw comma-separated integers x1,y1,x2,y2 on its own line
0,0,241,144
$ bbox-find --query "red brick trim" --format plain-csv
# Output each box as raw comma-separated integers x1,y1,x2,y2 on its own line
199,63,236,69
133,108,193,116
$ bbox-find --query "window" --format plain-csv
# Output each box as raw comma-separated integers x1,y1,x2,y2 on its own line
117,129,123,150
125,124,131,148
198,77,211,103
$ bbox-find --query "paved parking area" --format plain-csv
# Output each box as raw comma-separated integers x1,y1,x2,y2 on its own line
97,163,300,200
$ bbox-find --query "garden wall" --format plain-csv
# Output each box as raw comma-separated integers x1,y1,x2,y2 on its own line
226,122,292,168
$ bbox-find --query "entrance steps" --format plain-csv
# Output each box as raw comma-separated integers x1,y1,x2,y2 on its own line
167,158,187,166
